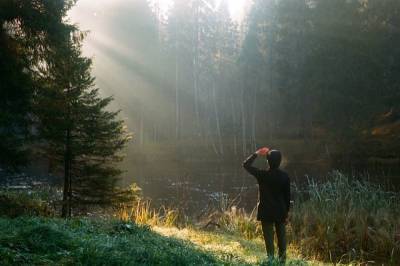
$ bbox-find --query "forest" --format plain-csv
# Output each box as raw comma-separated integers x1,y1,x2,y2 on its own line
0,0,399,265
83,0,400,153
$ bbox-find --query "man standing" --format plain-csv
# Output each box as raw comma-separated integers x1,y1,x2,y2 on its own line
243,147,290,263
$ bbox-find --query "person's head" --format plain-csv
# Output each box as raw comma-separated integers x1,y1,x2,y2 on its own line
267,150,282,169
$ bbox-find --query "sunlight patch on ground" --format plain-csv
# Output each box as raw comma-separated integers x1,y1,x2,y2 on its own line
153,226,327,265
154,226,263,264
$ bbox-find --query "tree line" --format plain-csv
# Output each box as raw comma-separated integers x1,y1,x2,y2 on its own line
134,0,400,157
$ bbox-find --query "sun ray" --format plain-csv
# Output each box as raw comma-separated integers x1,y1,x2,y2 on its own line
227,0,247,20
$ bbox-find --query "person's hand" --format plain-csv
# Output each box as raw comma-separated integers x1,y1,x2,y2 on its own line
256,147,269,156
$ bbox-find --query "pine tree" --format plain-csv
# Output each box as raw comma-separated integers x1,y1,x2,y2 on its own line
35,30,131,217
0,23,32,170
0,0,78,170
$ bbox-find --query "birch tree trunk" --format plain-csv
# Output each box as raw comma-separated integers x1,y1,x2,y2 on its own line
212,81,223,154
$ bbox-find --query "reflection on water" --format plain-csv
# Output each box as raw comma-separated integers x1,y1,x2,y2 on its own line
126,159,257,213
123,154,330,213
124,153,400,213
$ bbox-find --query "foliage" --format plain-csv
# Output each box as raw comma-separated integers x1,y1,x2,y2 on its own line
31,5,132,217
242,0,400,140
1,0,132,216
137,0,400,155
0,0,78,170
0,190,55,218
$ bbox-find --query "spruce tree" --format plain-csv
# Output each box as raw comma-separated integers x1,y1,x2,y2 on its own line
35,31,131,217
0,0,77,170
0,24,32,170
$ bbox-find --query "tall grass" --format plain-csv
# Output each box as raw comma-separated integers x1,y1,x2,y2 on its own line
116,199,186,227
116,171,399,264
217,206,262,240
290,171,400,264
201,197,263,240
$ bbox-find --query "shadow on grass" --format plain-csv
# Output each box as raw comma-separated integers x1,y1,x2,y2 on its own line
0,217,223,265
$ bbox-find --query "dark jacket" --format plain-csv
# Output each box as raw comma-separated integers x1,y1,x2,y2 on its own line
243,153,290,222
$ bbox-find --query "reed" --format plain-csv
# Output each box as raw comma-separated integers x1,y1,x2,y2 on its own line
290,171,400,264
115,171,399,264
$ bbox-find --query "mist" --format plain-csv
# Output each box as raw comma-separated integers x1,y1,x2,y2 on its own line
68,0,400,209
1,0,399,263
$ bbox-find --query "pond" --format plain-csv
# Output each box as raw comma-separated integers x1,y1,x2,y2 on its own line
122,147,400,214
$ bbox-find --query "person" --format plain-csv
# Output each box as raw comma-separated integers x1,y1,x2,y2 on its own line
242,147,290,263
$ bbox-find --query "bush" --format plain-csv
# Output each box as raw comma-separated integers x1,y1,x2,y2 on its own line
0,190,55,218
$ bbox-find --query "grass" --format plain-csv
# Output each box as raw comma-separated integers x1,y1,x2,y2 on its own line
0,216,312,265
0,217,222,265
153,226,314,265
117,171,400,265
116,199,187,227
1,171,398,265
290,171,400,264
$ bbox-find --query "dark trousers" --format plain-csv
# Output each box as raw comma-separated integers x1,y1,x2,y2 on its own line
261,221,287,262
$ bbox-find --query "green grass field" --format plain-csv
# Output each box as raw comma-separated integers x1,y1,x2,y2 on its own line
0,217,311,265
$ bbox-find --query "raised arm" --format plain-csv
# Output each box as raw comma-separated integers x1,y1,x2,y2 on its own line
242,153,263,179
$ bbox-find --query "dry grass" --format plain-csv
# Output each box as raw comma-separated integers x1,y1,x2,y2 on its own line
116,199,185,227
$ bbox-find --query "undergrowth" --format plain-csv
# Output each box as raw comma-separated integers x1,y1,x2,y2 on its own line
0,188,56,218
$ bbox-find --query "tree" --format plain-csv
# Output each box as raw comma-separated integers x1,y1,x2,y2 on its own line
0,22,32,169
0,0,74,170
240,0,400,143
35,29,131,217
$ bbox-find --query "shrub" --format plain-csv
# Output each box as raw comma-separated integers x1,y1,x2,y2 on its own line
0,190,55,218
